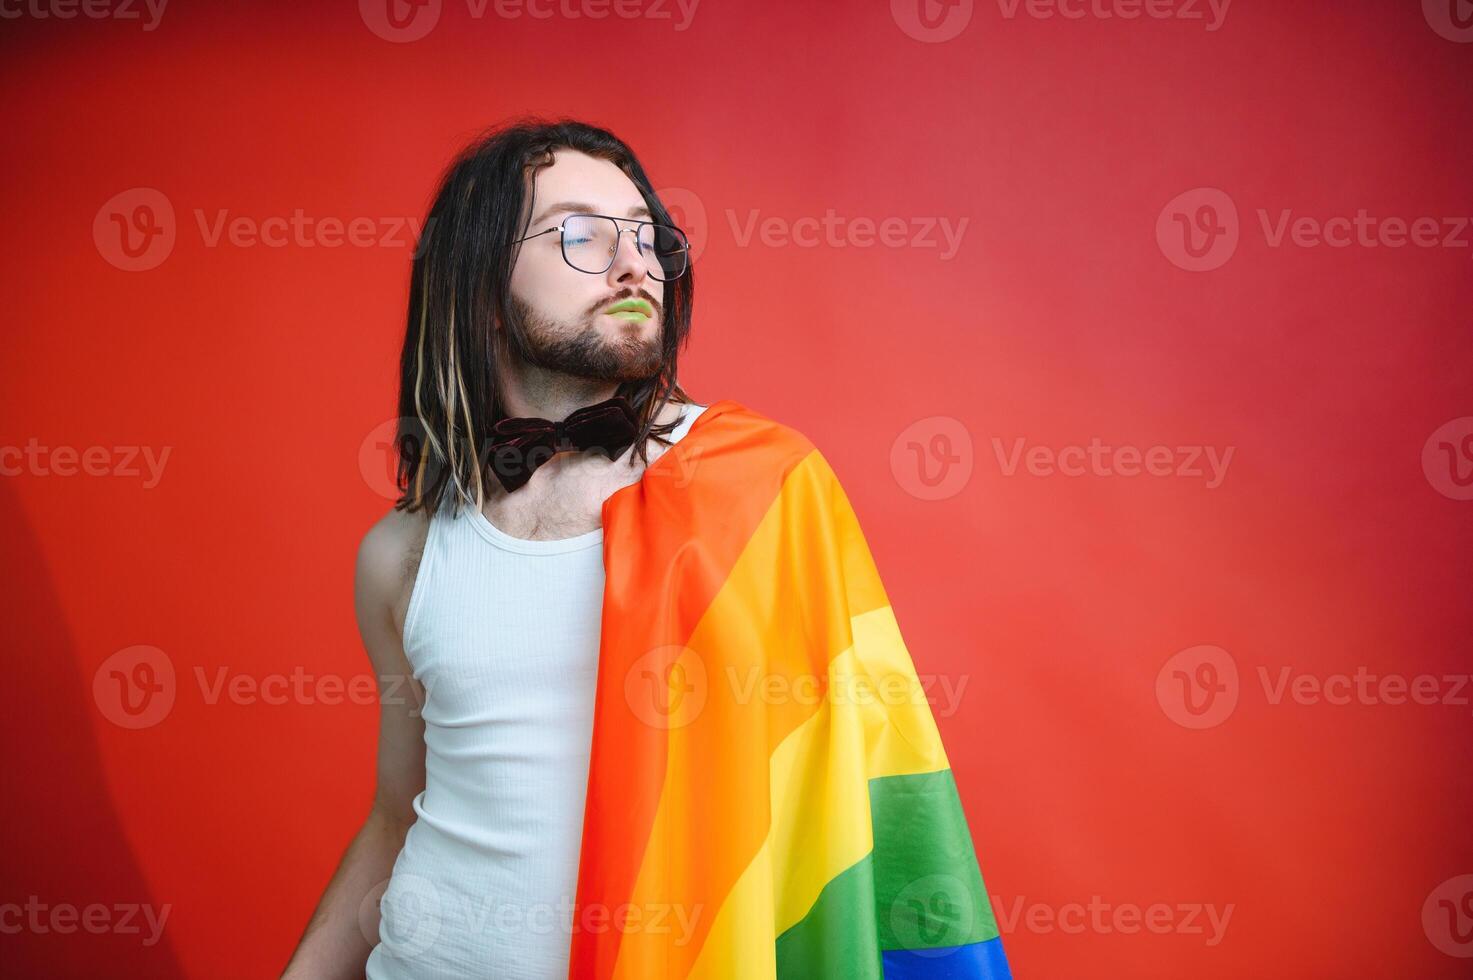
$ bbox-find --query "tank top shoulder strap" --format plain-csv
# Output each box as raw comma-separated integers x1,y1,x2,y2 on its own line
402,482,468,658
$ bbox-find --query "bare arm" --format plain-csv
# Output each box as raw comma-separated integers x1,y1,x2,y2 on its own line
282,510,430,980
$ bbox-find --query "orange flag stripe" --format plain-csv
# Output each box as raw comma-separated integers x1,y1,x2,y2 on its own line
611,445,892,978
571,400,819,979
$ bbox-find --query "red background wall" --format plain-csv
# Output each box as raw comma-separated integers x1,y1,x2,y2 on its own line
4,1,1471,976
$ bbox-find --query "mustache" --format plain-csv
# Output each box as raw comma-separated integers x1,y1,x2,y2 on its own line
592,290,661,316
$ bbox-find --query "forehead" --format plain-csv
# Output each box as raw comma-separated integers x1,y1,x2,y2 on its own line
526,149,648,223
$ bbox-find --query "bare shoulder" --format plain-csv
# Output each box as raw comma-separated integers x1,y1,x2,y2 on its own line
356,504,434,644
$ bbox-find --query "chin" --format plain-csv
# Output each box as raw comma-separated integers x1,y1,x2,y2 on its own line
610,346,664,381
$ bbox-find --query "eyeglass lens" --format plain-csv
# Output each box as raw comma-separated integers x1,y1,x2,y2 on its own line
561,214,688,280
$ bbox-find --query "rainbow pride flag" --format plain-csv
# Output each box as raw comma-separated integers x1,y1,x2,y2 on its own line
571,399,1010,979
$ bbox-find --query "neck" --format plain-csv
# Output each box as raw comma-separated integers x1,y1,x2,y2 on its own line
495,360,623,421
499,385,621,422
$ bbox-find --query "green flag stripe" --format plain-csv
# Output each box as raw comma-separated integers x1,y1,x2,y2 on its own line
775,768,1000,976
775,854,883,979
871,768,999,951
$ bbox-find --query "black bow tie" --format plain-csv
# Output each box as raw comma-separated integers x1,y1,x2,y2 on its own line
486,395,640,493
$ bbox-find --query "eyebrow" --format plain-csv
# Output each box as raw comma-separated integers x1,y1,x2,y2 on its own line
529,201,652,227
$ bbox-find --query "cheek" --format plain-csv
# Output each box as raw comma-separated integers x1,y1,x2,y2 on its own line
511,261,590,322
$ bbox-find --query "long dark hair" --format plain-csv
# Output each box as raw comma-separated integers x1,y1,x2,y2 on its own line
392,116,696,516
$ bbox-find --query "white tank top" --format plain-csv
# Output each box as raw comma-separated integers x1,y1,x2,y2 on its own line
365,403,710,980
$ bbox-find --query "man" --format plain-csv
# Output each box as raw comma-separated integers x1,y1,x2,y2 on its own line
284,119,1009,980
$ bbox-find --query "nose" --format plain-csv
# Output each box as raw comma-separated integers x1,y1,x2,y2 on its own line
606,226,649,285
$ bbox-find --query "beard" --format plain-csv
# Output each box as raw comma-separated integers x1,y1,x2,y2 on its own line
502,291,665,383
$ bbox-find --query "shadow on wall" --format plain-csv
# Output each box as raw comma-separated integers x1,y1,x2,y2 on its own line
0,479,187,977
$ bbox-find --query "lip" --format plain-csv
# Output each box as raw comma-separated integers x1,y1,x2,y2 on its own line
604,298,655,318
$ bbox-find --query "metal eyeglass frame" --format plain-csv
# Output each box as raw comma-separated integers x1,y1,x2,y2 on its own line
513,212,692,281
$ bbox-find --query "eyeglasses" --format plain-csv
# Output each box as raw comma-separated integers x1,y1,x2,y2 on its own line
514,212,691,281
